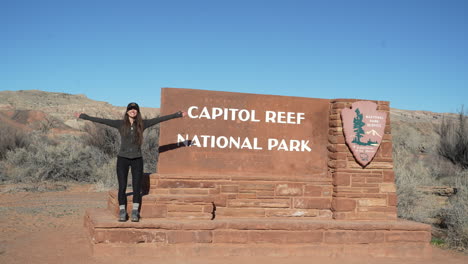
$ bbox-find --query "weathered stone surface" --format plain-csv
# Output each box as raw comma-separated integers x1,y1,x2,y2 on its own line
293,198,331,209
324,231,385,244
216,208,266,218
332,198,356,212
228,199,291,208
265,209,320,218
380,183,397,193
275,183,303,196
358,198,387,207
167,231,213,244
385,231,431,242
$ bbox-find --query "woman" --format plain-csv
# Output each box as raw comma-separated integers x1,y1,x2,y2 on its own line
76,102,186,222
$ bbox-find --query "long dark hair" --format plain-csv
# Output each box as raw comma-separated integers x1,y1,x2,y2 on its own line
121,111,144,145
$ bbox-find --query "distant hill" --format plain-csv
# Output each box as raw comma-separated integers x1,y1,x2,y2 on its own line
0,90,160,134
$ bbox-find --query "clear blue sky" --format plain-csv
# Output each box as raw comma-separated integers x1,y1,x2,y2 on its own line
1,0,467,113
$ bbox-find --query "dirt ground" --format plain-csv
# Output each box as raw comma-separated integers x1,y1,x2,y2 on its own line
1,183,467,264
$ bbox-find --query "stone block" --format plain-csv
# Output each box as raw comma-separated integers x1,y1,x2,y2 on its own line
324,231,385,244
388,193,397,206
275,183,303,196
380,142,393,158
239,183,276,191
265,209,319,217
332,198,356,212
213,231,249,243
228,199,291,208
304,186,322,196
221,185,239,193
216,208,266,218
169,188,210,195
385,231,431,242
333,172,350,186
167,204,206,212
140,204,167,218
167,231,213,244
293,198,331,209
383,170,395,183
357,198,387,207
249,231,324,243
380,183,396,193
94,229,166,243
158,180,217,189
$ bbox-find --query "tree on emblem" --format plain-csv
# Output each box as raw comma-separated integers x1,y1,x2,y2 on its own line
352,108,366,145
352,108,378,146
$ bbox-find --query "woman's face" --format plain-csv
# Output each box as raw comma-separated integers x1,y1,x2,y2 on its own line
127,109,138,118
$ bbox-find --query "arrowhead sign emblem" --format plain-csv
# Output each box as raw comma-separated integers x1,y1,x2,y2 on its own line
341,101,387,166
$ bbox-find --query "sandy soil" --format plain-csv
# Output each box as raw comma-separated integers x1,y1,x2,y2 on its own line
1,184,467,264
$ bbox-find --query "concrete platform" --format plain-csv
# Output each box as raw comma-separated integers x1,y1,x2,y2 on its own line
84,208,432,258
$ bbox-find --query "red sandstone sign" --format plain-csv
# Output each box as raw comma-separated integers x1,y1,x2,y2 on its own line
341,101,387,166
158,88,329,179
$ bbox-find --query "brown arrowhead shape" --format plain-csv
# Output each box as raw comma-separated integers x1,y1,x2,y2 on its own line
341,101,387,166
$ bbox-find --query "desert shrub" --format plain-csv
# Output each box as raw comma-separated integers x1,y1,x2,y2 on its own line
435,108,468,251
0,125,30,160
93,158,118,191
83,123,120,157
142,124,160,173
393,146,441,222
440,170,468,251
0,133,106,184
437,108,468,169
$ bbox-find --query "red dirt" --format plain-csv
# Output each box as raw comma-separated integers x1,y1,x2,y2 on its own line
1,184,467,264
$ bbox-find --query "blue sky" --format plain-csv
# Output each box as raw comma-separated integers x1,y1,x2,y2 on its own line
1,0,467,113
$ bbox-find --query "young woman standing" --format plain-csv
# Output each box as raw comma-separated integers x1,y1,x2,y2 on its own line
76,102,186,222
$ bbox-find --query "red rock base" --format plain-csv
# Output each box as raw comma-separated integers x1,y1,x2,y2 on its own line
84,208,432,258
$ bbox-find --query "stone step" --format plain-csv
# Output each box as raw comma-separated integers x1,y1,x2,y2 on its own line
85,208,432,257
107,191,217,219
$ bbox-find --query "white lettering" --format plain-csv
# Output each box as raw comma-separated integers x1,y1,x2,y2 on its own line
216,136,228,148
277,139,288,151
230,137,240,149
212,107,223,119
265,111,276,123
301,140,311,152
188,106,198,118
240,137,253,149
268,138,279,150
191,135,201,147
251,110,260,122
297,113,305,124
238,109,250,122
290,140,300,151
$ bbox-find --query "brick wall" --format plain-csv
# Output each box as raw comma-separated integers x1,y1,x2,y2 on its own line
329,99,397,220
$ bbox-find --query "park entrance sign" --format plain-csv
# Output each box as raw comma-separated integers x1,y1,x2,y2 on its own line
155,87,400,220
158,88,329,180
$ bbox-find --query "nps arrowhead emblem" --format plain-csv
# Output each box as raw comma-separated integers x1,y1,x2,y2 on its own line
341,101,387,166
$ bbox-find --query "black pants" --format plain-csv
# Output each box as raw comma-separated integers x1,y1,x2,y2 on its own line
116,156,143,206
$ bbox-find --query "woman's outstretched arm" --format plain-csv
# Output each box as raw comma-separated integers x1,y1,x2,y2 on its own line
75,113,121,129
143,111,186,129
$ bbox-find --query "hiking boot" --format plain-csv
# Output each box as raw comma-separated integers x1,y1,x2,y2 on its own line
131,209,140,222
118,209,128,222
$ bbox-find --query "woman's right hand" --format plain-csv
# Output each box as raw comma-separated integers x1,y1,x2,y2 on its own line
74,112,83,118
